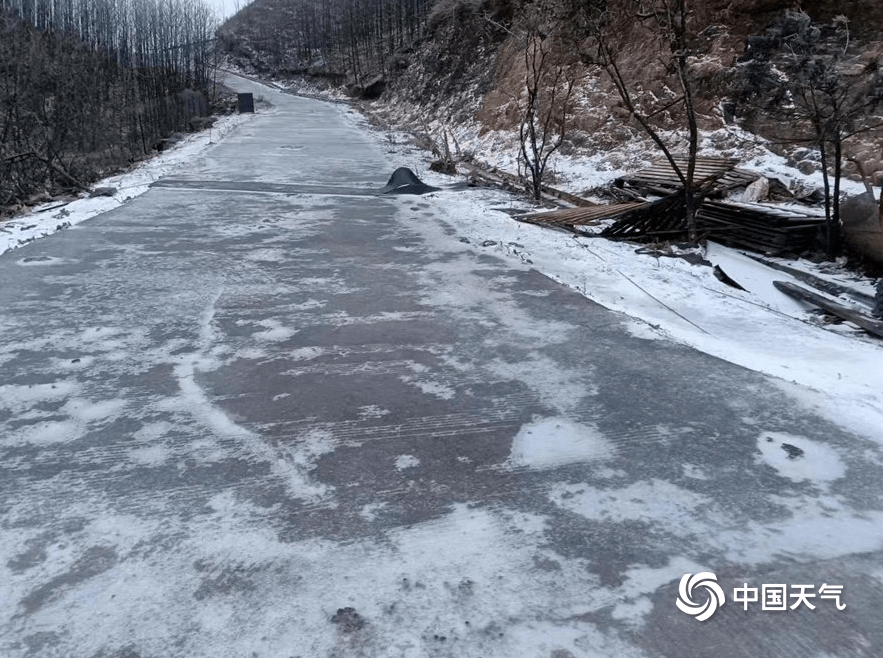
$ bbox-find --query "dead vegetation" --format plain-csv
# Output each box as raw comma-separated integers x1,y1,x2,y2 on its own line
1,1,221,218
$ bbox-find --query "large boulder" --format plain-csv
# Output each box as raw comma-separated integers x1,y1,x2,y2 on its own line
841,191,883,265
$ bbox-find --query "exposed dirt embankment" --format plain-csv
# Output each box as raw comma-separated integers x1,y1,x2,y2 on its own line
221,0,883,185
366,0,882,177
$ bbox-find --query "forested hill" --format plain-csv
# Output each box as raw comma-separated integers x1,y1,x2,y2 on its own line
218,0,883,154
217,0,434,89
1,0,219,217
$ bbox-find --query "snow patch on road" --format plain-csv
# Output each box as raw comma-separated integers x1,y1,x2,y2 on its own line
394,454,420,470
133,420,172,441
288,346,325,361
10,419,83,446
57,501,645,657
4,396,126,446
610,557,711,628
505,417,612,470
127,443,171,466
721,497,883,565
488,352,595,413
769,380,883,454
399,374,456,400
357,404,391,419
0,381,79,412
253,318,296,342
754,431,847,485
549,479,713,526
280,428,338,502
62,397,127,423
243,247,287,263
359,502,388,521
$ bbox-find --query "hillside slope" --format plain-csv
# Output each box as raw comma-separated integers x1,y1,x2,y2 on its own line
220,0,882,159
220,0,883,264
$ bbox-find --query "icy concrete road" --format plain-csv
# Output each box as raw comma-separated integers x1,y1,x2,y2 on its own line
2,77,882,658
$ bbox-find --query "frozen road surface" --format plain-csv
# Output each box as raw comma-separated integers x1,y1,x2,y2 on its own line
2,76,882,657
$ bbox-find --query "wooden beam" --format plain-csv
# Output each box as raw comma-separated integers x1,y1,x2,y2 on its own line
749,256,876,307
773,281,883,338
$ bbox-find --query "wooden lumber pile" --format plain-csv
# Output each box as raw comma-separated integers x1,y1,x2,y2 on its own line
775,280,883,339
599,196,824,255
516,203,642,230
749,255,877,306
696,201,824,254
614,157,757,197
495,154,823,255
601,191,690,239
601,174,724,240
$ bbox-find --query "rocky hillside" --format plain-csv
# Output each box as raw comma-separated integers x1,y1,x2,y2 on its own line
220,0,883,185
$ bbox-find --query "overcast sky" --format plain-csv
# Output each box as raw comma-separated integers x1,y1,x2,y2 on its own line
206,0,245,20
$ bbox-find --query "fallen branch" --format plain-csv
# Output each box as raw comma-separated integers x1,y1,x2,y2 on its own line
459,162,593,207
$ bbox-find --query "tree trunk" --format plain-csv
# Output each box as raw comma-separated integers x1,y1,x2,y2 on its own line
819,137,833,257
830,134,842,258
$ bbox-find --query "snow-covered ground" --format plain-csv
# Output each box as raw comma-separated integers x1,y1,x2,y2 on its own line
339,106,883,448
0,110,256,256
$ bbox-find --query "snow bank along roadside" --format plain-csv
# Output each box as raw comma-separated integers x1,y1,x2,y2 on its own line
0,111,257,257
338,106,883,449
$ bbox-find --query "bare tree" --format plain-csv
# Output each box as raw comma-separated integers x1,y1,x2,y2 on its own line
589,0,704,240
731,10,883,257
1,0,219,214
517,28,575,201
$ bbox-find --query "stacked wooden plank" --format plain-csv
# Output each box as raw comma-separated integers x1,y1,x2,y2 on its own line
696,201,825,253
601,191,689,239
599,197,825,254
516,203,643,230
615,156,758,197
